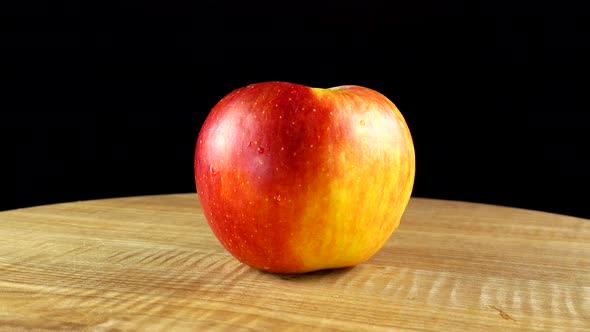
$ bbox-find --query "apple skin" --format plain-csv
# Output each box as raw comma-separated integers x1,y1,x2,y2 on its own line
194,81,415,274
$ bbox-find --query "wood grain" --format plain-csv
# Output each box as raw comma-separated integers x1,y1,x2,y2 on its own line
0,194,588,331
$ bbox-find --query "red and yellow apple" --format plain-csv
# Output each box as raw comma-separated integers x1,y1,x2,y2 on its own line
194,81,415,274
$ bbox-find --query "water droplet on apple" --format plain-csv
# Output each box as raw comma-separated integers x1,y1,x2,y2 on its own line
247,141,252,147
257,147,264,154
360,119,366,126
209,165,218,176
274,195,282,202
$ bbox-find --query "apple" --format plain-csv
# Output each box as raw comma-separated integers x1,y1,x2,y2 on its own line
194,81,415,274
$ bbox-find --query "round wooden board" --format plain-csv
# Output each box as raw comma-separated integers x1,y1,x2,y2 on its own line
0,194,588,331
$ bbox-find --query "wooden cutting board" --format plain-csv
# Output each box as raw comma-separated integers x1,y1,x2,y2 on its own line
0,194,588,331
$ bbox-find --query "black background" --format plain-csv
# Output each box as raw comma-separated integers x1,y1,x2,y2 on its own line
2,2,588,219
